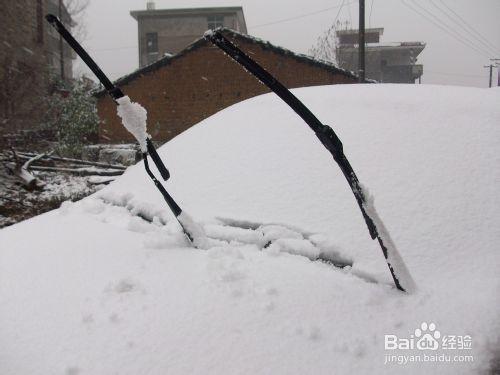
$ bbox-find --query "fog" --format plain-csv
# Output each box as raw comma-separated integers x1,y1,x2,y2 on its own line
74,0,500,87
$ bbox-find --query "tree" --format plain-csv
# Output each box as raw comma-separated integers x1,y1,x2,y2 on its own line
42,76,99,157
63,0,90,40
308,21,347,67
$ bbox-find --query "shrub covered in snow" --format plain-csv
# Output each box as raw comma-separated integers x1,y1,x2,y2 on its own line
42,76,99,157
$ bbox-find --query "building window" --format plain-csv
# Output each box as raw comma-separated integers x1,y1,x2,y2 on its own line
207,15,224,30
146,33,158,54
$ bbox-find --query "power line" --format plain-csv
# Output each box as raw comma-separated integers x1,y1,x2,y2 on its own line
430,0,500,55
91,2,358,53
308,0,346,61
93,2,359,52
335,0,347,26
325,0,346,35
400,0,491,59
251,1,358,29
427,0,500,57
438,0,500,55
407,0,495,58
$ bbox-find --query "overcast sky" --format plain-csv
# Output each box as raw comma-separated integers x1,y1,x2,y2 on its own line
73,0,500,88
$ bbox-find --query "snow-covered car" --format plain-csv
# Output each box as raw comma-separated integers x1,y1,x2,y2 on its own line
1,83,499,374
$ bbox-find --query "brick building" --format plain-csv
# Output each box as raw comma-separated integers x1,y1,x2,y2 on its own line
95,29,358,145
0,0,74,136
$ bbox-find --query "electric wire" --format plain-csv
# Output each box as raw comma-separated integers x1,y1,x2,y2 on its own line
400,0,491,59
251,1,358,29
407,0,496,57
437,0,500,55
427,0,500,56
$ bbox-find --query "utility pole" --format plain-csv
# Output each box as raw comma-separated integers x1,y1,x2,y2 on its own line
492,59,500,86
484,64,494,88
58,0,65,81
358,0,365,83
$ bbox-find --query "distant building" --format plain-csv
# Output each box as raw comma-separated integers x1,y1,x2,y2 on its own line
336,28,425,83
95,29,359,145
130,4,247,67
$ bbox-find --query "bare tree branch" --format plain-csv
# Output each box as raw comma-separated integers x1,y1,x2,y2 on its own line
309,22,346,66
64,0,90,40
23,151,53,170
5,149,41,190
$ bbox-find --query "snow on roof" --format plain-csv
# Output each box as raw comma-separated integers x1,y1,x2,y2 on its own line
2,84,499,374
94,28,362,97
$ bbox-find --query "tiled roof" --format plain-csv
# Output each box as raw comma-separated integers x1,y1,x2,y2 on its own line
94,28,361,97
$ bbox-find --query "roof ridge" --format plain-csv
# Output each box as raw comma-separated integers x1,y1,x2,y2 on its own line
93,29,362,97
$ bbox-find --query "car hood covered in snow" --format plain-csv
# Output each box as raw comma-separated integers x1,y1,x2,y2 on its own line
1,84,499,374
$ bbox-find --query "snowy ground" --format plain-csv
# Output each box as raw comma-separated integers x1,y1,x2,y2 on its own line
1,84,499,374
0,170,104,228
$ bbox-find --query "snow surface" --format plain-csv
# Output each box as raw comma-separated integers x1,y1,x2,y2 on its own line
116,96,150,152
177,210,210,249
361,184,416,293
1,84,499,374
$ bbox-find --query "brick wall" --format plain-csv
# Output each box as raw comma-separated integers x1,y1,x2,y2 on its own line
0,0,49,135
0,0,75,139
97,36,357,144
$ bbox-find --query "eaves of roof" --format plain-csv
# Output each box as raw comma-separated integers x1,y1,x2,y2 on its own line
94,28,363,98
